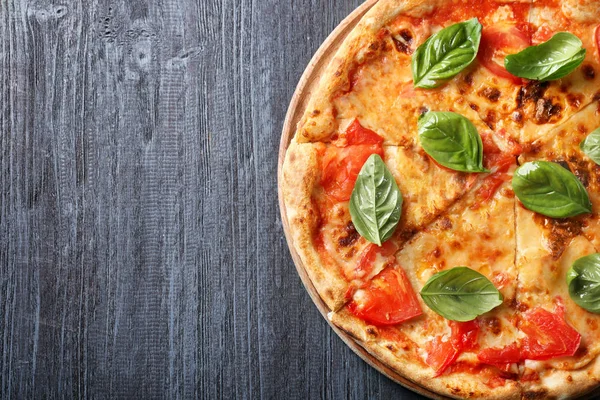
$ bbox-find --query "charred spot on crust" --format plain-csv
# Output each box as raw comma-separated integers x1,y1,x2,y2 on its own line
392,29,414,54
418,106,429,116
567,93,583,109
509,298,529,312
483,110,497,129
522,81,550,105
568,156,591,188
524,141,543,155
552,159,570,171
463,72,474,86
469,103,479,111
432,247,442,258
366,326,378,337
368,41,380,51
582,64,596,80
594,91,600,102
517,81,564,124
516,86,525,108
479,87,501,102
310,109,321,117
535,213,585,260
575,343,588,358
481,317,502,335
534,99,562,124
512,111,523,123
523,390,548,400
439,216,452,230
338,222,360,247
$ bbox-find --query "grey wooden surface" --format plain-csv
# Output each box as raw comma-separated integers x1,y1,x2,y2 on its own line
0,1,423,398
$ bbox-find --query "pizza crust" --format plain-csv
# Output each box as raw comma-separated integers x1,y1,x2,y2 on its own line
329,309,521,400
281,141,349,311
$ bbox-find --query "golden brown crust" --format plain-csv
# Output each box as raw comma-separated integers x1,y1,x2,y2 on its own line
329,309,521,400
281,141,349,311
521,356,600,400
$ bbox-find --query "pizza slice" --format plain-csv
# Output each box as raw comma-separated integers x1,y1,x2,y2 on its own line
517,101,600,250
281,120,482,311
329,173,521,399
514,204,600,399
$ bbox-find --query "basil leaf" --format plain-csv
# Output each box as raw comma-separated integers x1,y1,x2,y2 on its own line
512,161,591,218
580,128,600,165
568,254,600,314
418,111,488,173
420,267,503,322
504,32,586,81
412,18,482,89
350,154,403,246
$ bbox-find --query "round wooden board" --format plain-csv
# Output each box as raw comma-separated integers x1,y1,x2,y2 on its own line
277,1,600,399
277,1,446,398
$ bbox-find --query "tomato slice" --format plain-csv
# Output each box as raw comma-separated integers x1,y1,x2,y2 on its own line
344,119,384,145
426,321,479,376
478,343,521,372
426,337,459,377
321,121,384,202
348,267,422,326
452,320,480,352
321,144,384,201
478,25,530,83
471,134,515,209
352,241,399,280
520,307,581,361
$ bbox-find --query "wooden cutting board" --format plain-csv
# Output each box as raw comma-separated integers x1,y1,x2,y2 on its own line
277,1,600,399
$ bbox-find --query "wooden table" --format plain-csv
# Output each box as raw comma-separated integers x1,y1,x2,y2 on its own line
0,0,423,398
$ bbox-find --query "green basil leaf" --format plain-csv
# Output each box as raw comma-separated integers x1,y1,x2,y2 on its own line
512,161,592,218
420,267,503,322
350,154,403,246
418,111,488,173
504,32,586,81
568,254,600,314
580,128,600,165
412,18,482,89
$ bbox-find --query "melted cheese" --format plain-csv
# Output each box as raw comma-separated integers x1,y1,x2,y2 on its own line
395,179,520,353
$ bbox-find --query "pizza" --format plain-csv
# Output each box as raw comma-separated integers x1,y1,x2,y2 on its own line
280,0,600,398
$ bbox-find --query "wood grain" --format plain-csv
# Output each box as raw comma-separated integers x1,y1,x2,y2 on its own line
0,0,424,399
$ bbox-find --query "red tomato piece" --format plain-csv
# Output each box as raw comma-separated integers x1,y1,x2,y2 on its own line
353,241,399,280
344,119,384,145
471,174,510,210
321,144,384,201
532,25,553,44
478,25,530,83
520,307,581,361
321,120,384,201
451,320,480,352
481,134,515,173
348,267,422,326
427,337,460,377
478,343,521,371
426,321,479,376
